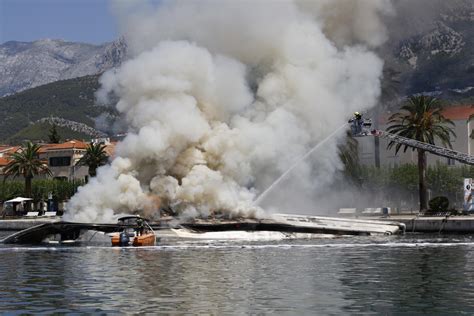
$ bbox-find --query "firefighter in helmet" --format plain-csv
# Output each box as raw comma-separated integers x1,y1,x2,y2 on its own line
349,112,363,135
136,216,144,236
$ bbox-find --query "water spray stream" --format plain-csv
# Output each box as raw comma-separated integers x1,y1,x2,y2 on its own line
254,124,347,206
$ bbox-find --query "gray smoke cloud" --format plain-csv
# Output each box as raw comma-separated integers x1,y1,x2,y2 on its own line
65,0,390,223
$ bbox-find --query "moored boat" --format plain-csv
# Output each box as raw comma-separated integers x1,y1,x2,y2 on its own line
178,213,405,237
131,231,156,246
111,215,156,247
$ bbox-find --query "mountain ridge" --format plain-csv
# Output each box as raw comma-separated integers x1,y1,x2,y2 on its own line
0,38,126,96
0,2,473,143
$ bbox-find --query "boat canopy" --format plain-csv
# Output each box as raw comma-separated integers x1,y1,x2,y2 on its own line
117,215,150,223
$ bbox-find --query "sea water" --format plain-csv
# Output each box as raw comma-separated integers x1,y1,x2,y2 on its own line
2,234,474,314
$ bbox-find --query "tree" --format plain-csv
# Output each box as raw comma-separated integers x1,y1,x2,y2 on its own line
48,124,61,143
3,142,52,204
338,131,362,186
386,95,455,211
76,142,109,178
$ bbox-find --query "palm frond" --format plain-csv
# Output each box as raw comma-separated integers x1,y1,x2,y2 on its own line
76,142,109,177
386,95,455,151
4,141,51,179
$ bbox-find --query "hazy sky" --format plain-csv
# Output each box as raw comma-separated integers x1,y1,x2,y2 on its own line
0,0,117,44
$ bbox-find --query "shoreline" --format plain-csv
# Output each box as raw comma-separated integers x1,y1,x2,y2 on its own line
0,217,59,231
1,214,474,234
371,214,474,233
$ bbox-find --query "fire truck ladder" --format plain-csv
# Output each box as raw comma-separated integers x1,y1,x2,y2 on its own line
373,130,474,166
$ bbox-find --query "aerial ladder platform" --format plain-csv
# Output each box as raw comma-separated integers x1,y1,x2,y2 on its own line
349,115,474,165
371,130,474,165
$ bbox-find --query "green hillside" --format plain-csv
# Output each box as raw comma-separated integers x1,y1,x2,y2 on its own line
0,74,116,142
7,122,92,145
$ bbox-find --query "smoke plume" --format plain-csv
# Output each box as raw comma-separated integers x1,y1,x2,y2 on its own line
65,0,391,223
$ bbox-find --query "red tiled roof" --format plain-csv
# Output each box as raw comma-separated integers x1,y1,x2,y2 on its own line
0,146,20,155
378,105,474,124
42,140,88,151
37,143,57,154
0,157,10,166
441,105,474,120
0,141,90,166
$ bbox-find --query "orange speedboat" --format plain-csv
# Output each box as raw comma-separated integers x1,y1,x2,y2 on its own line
111,215,156,247
131,231,156,246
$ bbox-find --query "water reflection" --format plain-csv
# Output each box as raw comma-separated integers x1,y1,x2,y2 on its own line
2,236,474,313
337,236,474,314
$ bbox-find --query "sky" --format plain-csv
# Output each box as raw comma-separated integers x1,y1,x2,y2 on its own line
0,0,117,44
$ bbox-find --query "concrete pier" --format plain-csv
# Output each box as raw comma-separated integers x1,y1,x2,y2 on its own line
372,215,474,233
3,215,474,235
0,218,59,231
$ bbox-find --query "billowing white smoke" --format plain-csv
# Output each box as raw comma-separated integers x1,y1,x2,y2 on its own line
65,0,391,223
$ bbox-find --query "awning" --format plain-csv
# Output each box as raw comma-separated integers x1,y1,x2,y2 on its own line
5,197,33,203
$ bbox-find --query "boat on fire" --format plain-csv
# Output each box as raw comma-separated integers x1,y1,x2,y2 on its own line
1,213,403,245
175,213,405,238
110,215,156,247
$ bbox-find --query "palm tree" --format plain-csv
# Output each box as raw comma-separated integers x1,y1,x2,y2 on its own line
76,142,109,178
4,142,52,203
386,95,455,211
465,107,474,132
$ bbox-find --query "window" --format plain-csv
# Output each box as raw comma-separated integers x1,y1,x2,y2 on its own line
49,156,71,167
447,158,455,166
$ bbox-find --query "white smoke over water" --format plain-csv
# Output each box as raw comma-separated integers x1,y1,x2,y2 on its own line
65,0,391,223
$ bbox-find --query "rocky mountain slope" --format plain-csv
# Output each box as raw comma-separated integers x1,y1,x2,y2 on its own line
383,0,474,102
0,38,126,96
0,1,472,143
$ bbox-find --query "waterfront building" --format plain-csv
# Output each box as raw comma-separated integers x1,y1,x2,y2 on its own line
0,140,115,181
38,140,89,181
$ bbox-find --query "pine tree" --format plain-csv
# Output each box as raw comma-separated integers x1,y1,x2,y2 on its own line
48,124,61,143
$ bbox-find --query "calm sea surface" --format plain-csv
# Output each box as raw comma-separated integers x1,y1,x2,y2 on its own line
2,233,474,314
